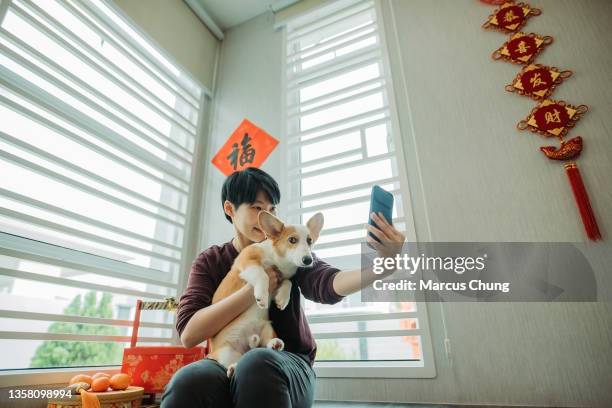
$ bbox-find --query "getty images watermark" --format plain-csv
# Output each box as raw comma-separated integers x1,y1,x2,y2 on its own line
360,242,610,302
371,252,509,293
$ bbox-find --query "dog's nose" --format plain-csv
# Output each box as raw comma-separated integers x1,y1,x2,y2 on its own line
302,255,313,266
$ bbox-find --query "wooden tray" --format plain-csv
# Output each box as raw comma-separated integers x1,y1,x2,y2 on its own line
47,386,144,408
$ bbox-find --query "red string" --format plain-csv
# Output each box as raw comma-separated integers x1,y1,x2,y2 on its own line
565,163,602,240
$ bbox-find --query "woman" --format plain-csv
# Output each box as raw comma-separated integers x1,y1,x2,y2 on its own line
161,167,404,408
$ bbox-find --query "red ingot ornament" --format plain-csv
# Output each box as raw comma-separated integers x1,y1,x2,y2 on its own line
483,2,541,33
492,32,553,64
211,119,279,176
506,64,572,100
517,99,588,138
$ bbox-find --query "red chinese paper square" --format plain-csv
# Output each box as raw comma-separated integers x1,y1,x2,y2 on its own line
211,119,279,176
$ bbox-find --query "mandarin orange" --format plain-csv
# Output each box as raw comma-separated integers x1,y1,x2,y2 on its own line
90,376,110,392
69,374,92,386
109,373,131,391
92,372,111,380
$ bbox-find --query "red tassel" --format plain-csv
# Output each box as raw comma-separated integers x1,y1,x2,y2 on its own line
564,162,602,241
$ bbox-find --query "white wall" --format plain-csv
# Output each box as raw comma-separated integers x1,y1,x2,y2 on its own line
200,0,612,406
354,1,612,406
199,11,283,251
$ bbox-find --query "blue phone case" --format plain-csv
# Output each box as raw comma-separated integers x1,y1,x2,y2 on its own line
368,185,394,244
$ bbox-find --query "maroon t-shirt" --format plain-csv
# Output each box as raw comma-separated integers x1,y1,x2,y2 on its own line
176,240,344,366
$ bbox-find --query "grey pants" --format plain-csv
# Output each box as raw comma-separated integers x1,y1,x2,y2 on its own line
160,348,316,408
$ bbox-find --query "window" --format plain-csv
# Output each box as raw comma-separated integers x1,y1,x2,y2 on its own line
0,0,207,372
282,0,435,377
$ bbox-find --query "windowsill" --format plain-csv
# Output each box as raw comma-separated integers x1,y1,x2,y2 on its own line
0,360,436,389
0,366,122,388
313,360,436,378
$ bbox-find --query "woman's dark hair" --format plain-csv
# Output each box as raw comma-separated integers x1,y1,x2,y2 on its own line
221,167,280,224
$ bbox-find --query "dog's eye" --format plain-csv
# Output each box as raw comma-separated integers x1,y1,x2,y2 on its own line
288,237,298,244
306,237,312,245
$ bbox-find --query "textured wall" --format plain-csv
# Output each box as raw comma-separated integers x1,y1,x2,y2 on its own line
313,1,612,406
195,0,612,406
383,0,612,243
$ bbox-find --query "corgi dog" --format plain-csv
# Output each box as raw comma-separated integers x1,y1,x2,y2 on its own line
208,210,324,377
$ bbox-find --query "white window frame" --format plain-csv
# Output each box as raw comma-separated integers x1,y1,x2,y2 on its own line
0,0,211,386
279,0,436,379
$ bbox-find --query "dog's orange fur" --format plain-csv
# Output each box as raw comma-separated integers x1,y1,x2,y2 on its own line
206,210,322,370
208,226,297,356
211,225,300,305
211,246,263,305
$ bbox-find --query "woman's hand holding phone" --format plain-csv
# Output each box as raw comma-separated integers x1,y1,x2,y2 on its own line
367,185,406,260
366,212,406,260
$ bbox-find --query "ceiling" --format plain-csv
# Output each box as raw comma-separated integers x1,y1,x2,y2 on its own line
196,0,299,31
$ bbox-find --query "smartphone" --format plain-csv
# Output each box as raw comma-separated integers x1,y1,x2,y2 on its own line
368,185,394,244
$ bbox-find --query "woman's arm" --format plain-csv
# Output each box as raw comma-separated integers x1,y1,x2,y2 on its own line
332,267,380,297
180,284,254,348
180,267,282,348
333,212,406,297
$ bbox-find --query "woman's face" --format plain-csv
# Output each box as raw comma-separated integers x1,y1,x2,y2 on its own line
225,190,277,244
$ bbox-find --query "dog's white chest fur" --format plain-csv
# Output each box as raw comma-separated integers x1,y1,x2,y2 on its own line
253,239,299,279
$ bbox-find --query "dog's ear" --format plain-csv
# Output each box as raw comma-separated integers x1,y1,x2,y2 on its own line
306,212,324,242
258,211,284,239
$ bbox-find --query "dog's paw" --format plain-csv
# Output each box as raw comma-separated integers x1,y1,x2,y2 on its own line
274,281,291,311
253,283,269,309
226,363,237,378
266,338,284,351
254,291,269,309
274,292,290,311
248,334,261,349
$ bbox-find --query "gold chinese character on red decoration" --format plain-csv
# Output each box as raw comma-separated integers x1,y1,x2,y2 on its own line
515,40,530,54
529,72,544,87
483,2,541,33
544,109,561,124
503,10,518,23
517,99,588,139
506,64,572,100
492,32,553,65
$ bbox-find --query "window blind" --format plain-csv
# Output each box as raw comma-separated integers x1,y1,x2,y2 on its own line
283,0,434,374
0,0,206,370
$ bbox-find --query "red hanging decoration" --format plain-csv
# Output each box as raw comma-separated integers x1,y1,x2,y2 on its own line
564,163,602,240
506,64,572,100
483,2,541,33
480,0,602,240
492,32,553,64
517,99,587,138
